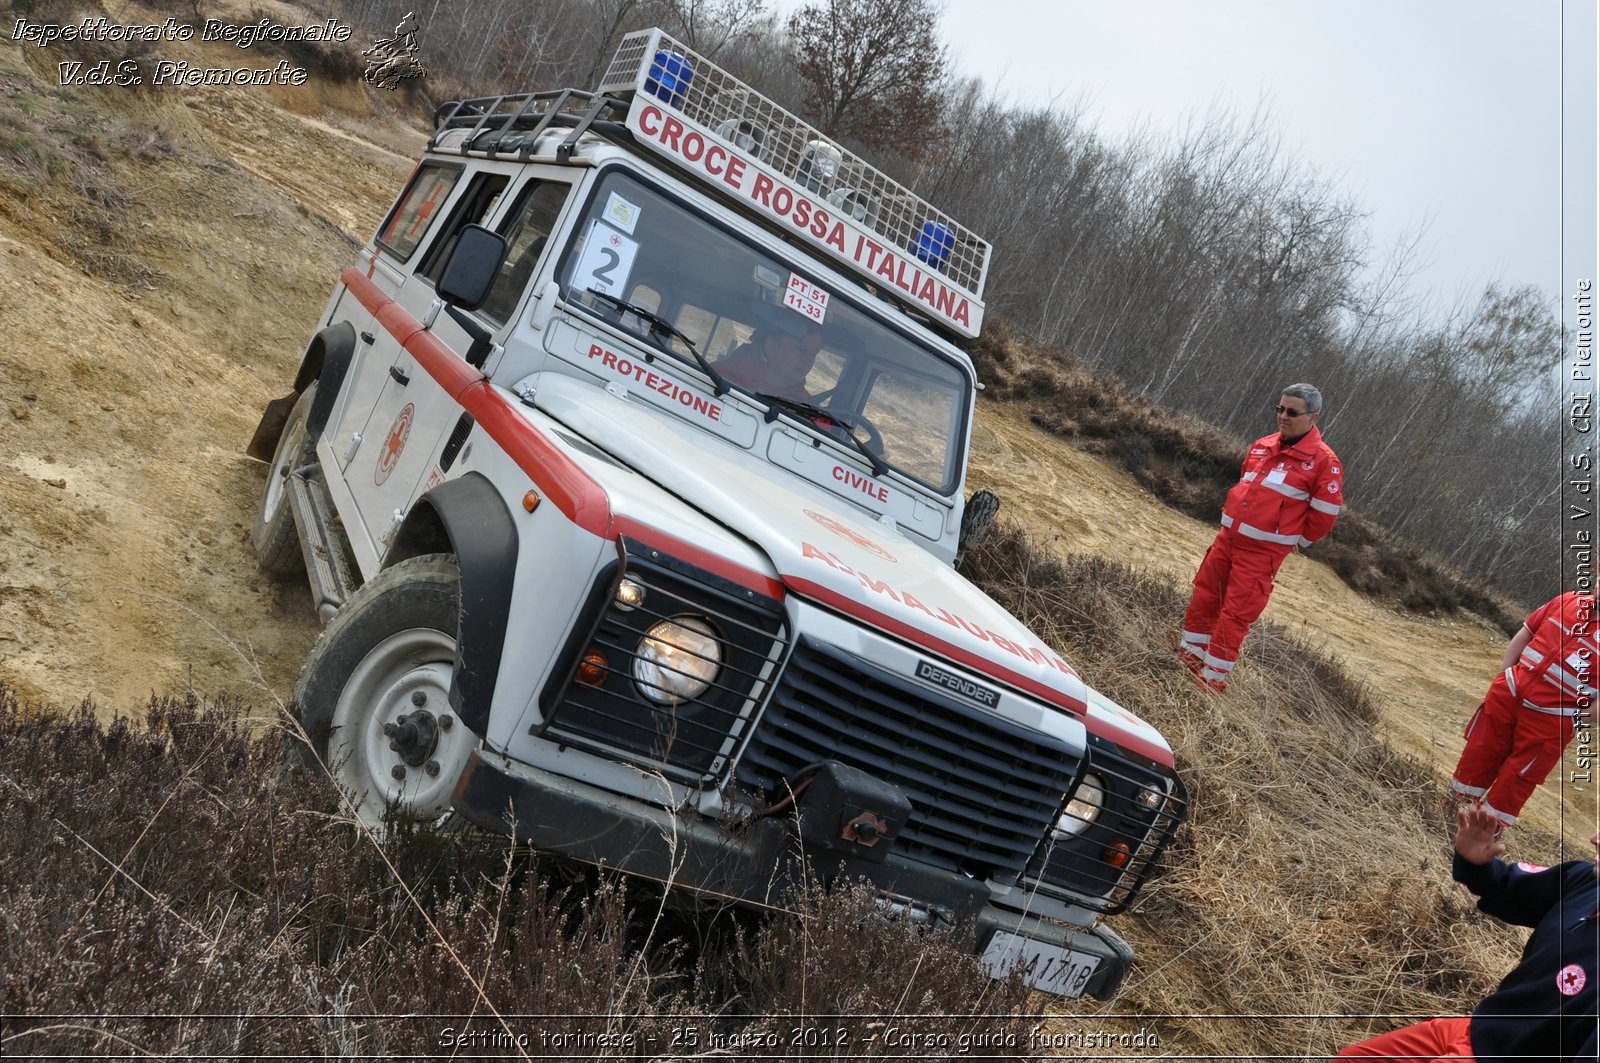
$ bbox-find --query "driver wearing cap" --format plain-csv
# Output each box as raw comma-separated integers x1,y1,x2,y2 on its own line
717,307,824,400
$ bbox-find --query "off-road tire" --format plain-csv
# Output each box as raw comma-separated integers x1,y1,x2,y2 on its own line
293,554,476,829
252,385,317,577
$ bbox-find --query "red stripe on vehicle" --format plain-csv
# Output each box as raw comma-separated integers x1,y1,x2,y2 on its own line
341,268,611,535
461,382,614,535
783,575,1174,768
611,515,784,599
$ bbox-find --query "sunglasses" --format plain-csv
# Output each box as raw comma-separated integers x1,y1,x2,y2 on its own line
1275,405,1311,417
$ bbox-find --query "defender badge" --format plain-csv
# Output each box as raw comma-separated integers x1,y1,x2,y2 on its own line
916,659,999,709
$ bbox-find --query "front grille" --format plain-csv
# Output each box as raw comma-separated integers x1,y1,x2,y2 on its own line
543,541,787,783
1024,738,1187,913
735,638,1081,884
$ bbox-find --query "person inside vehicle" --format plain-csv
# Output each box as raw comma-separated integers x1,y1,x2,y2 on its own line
717,307,824,401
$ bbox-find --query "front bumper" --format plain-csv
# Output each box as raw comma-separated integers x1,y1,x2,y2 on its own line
452,748,1133,999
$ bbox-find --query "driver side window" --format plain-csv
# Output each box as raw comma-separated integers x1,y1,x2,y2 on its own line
477,180,569,325
418,173,509,285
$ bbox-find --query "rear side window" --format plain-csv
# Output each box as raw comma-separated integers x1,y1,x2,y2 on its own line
376,163,462,260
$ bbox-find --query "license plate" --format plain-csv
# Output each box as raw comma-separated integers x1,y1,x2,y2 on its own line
980,929,1101,998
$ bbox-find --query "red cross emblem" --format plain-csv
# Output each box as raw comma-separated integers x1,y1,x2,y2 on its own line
1558,964,1587,996
803,508,897,563
375,402,415,486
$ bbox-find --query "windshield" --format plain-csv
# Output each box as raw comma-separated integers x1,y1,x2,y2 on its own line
555,169,969,494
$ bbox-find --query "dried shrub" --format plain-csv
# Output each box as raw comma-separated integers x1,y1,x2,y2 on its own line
958,523,1550,1056
0,686,1044,1060
0,54,165,285
277,36,367,84
727,880,1041,1058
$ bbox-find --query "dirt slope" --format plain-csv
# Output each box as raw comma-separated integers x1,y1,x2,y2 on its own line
0,14,1586,861
0,26,416,715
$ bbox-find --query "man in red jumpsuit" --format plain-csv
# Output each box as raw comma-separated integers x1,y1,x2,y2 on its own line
1177,384,1344,692
1449,590,1595,827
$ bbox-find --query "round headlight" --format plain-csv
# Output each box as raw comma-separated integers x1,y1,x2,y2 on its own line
633,616,721,704
1054,773,1104,839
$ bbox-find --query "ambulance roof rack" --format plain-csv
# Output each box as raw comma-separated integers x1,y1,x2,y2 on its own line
596,29,991,309
429,89,631,163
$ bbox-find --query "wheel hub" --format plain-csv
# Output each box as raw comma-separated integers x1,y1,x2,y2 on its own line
385,709,440,768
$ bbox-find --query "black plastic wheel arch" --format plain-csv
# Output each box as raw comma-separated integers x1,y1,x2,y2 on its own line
392,473,518,737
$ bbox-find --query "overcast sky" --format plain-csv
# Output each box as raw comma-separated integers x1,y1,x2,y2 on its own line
770,0,1597,324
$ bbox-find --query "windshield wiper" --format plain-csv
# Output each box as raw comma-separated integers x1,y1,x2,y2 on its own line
584,288,729,395
754,393,888,478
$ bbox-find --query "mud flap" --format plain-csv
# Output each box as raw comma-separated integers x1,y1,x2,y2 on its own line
245,392,298,461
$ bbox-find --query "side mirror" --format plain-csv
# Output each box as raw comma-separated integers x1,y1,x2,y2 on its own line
437,224,507,311
956,487,1001,567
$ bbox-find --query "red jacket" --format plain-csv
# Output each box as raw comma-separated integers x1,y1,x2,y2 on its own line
1508,591,1597,715
1218,426,1344,556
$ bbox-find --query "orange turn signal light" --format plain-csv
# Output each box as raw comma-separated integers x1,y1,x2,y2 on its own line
523,490,541,512
576,651,607,685
1102,841,1131,868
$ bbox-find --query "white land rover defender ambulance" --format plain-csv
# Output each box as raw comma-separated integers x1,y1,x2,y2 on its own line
247,30,1186,1000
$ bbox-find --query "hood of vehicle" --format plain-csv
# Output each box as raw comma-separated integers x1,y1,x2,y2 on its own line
533,375,1173,766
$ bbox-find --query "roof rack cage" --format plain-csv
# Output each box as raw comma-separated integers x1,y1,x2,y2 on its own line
429,89,631,162
599,29,991,304
427,29,991,327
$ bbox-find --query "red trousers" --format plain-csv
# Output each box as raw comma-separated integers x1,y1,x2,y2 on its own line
1179,531,1285,689
1336,1017,1474,1060
1449,673,1575,825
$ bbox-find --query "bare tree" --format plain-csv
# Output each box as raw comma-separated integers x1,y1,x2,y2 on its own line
582,0,648,85
787,0,946,156
656,0,771,58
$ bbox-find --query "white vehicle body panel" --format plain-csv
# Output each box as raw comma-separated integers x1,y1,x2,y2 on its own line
252,31,1186,1005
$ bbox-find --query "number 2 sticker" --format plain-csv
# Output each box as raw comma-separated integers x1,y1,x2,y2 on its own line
572,220,639,295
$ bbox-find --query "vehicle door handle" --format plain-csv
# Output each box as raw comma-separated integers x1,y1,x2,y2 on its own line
389,366,410,386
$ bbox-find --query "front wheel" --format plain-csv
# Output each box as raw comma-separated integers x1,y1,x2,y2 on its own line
293,554,478,829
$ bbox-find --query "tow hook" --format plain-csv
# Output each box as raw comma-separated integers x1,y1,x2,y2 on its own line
844,811,888,846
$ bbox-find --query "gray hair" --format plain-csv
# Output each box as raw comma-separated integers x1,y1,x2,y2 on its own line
1281,383,1323,414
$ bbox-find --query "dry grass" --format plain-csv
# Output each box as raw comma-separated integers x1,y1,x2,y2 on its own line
960,522,1545,1055
0,687,1041,1060
1,523,1553,1059
0,42,170,287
